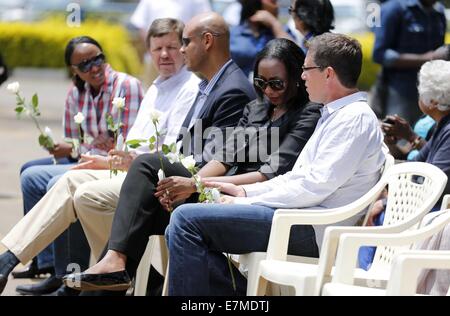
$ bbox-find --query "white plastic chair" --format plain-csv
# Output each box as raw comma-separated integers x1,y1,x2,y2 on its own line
134,235,168,296
249,161,447,296
322,210,450,296
441,194,450,210
239,153,395,295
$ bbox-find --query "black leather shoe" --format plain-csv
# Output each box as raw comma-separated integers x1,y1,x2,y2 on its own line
62,270,131,291
42,285,80,296
15,275,62,296
11,262,54,279
0,274,7,294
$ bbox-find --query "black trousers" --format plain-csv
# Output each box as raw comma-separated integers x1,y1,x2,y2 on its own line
107,153,192,271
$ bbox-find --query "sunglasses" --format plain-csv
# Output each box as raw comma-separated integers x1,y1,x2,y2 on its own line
181,31,223,47
253,77,285,91
301,65,324,72
72,53,105,73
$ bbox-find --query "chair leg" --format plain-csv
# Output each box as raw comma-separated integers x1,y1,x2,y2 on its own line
158,236,169,276
134,236,157,296
256,276,268,296
162,261,169,296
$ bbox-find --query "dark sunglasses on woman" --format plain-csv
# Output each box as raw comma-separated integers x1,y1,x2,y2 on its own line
73,53,105,73
253,77,285,91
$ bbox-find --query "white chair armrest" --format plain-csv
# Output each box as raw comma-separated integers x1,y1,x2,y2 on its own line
313,223,428,295
332,210,450,285
387,250,450,296
265,177,388,261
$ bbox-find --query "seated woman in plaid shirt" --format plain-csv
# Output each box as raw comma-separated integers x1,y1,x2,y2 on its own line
11,36,143,292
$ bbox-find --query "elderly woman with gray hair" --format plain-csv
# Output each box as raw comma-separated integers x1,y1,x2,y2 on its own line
360,60,450,274
403,59,450,197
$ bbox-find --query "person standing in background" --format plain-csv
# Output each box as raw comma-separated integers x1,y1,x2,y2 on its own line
372,0,448,125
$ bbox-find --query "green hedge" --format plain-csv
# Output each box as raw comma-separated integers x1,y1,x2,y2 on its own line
354,32,450,91
0,18,142,76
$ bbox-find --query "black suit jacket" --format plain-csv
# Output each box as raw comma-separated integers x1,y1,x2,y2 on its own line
179,61,256,166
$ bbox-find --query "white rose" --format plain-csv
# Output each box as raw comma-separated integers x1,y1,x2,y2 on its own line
150,110,163,124
112,97,126,110
158,169,165,181
166,152,180,164
44,126,54,139
7,82,20,94
210,188,221,203
74,112,85,124
181,155,196,171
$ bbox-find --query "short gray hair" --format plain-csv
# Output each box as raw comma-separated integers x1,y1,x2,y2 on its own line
418,60,450,111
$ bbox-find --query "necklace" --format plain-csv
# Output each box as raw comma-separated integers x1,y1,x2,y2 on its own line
271,106,286,122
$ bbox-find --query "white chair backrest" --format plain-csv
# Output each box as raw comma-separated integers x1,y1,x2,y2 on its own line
371,162,448,272
362,154,395,226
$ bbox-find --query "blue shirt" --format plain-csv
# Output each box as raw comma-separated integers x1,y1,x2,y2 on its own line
373,0,446,96
230,22,275,77
414,113,450,202
407,115,435,160
187,60,233,129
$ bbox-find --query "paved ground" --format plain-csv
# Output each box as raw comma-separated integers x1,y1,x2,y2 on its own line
0,68,70,296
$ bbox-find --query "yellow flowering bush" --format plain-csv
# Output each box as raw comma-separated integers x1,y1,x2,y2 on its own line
0,18,141,76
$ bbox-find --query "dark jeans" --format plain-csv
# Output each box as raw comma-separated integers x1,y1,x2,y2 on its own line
166,203,319,296
54,221,91,278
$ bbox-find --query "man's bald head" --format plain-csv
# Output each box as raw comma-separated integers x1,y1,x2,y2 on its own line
185,12,230,51
181,12,231,79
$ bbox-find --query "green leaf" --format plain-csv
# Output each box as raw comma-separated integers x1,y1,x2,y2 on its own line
149,143,155,151
16,95,25,106
126,139,146,149
149,136,156,144
38,134,54,150
31,93,39,111
15,106,24,114
162,144,170,155
169,143,177,153
106,114,115,130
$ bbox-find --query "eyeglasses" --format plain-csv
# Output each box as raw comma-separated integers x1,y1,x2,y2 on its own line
72,53,105,73
253,77,285,91
181,31,223,47
301,65,324,72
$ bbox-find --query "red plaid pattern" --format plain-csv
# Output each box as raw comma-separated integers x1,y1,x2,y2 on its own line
63,65,143,151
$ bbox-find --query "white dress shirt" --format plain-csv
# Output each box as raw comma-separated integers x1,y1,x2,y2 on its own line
234,92,387,245
126,66,200,154
130,0,211,30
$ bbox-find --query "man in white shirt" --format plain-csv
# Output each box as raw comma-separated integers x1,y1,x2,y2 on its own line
131,0,211,85
165,32,386,295
0,18,200,296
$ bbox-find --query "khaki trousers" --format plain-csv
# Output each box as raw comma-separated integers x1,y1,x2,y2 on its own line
2,169,126,263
